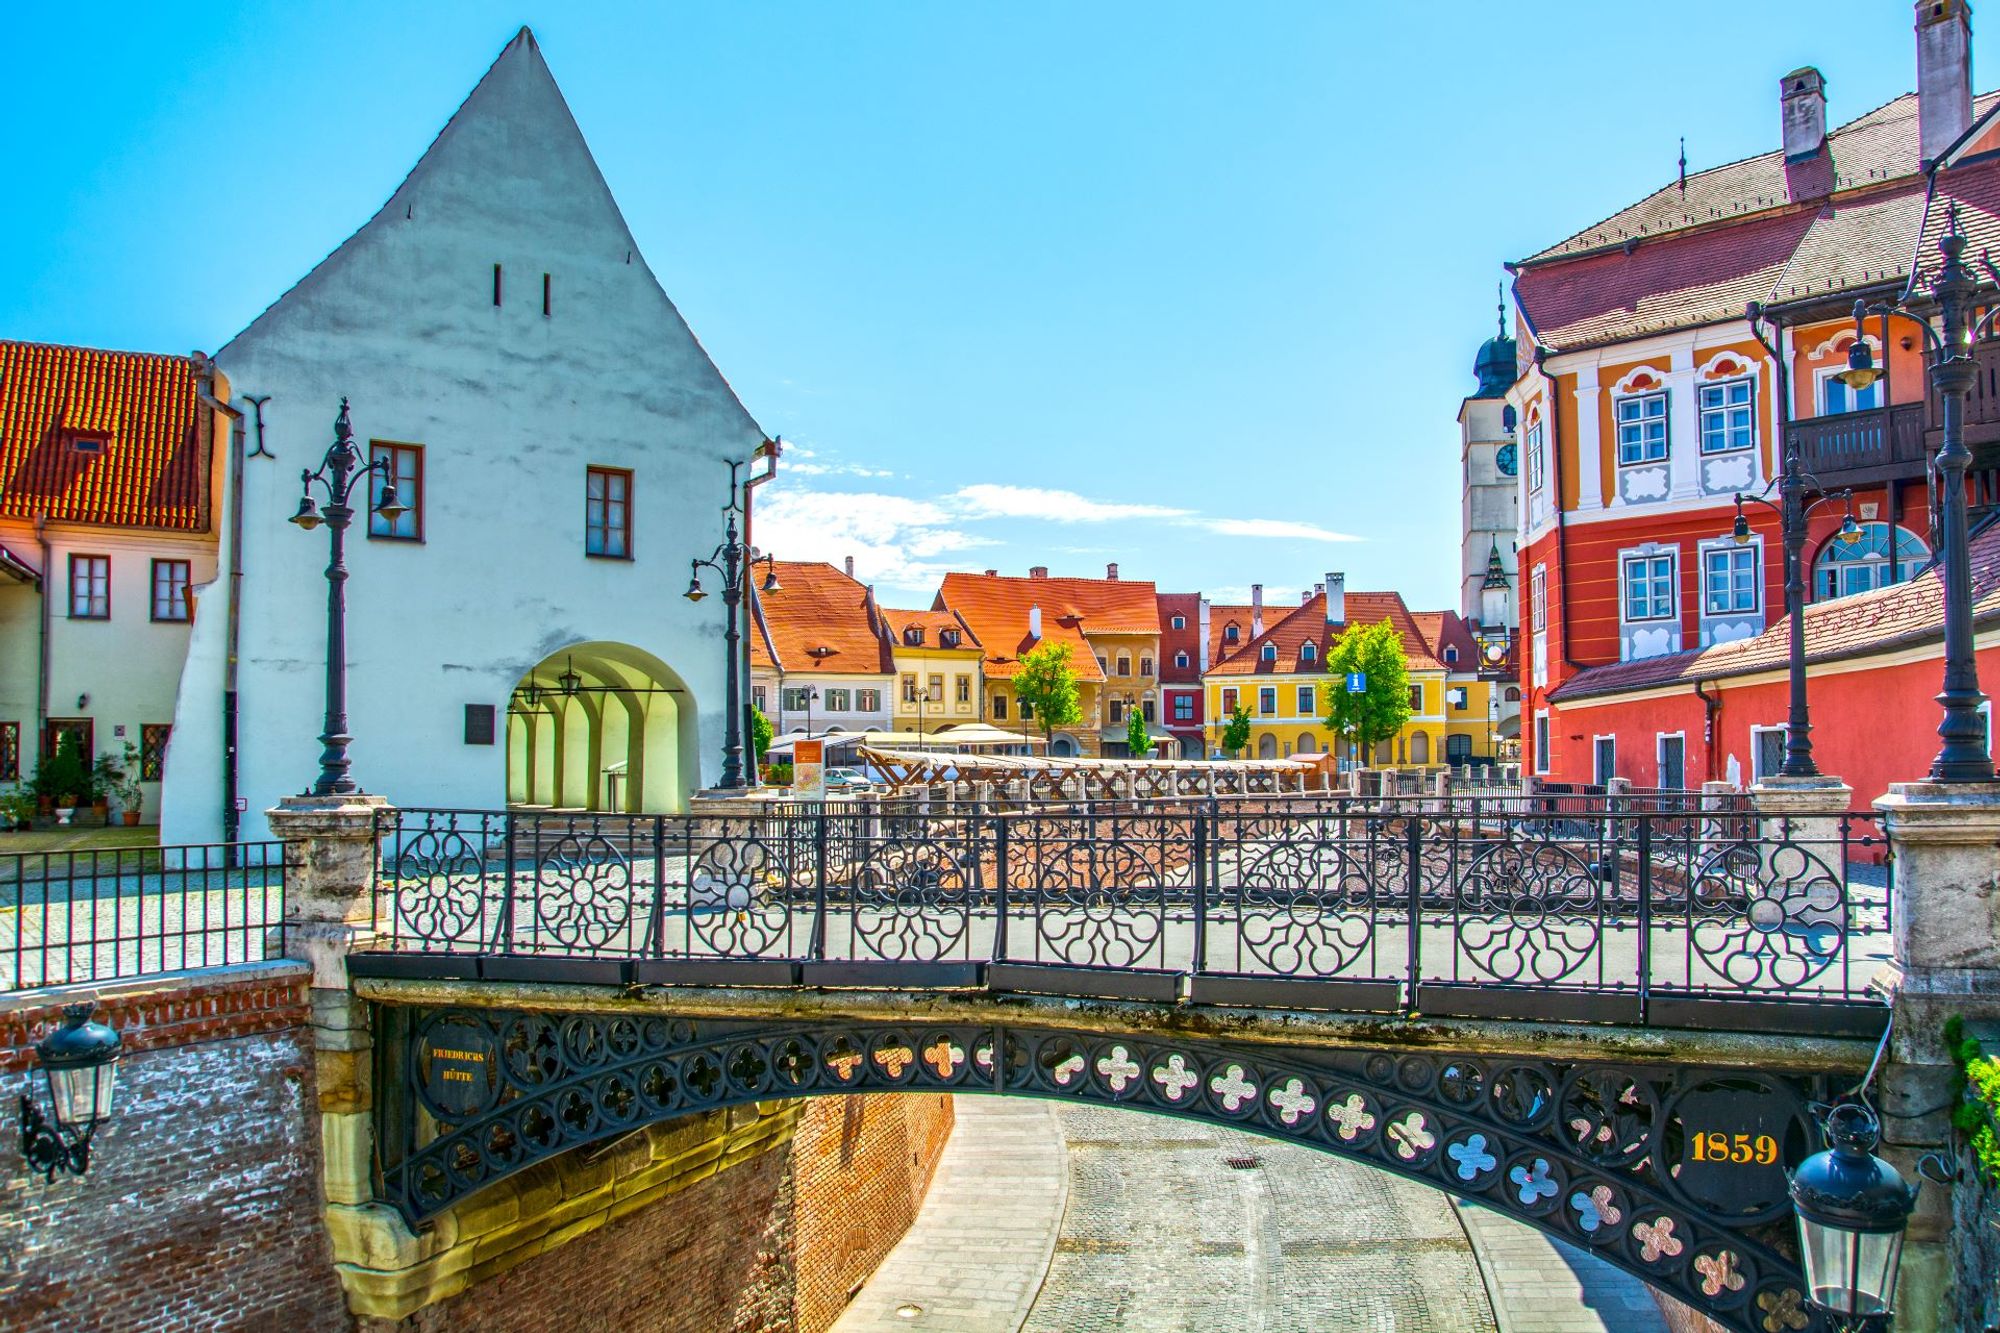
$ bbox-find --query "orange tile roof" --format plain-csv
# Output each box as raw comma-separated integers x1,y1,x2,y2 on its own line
881,606,983,651
1207,603,1256,667
1411,610,1481,671
750,560,894,676
0,341,209,530
937,571,1158,682
1550,520,2000,702
1207,590,1443,677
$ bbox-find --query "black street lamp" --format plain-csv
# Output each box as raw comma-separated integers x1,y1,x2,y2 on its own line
1789,1103,1918,1331
686,461,779,789
18,1002,121,1181
1844,206,1999,782
1741,304,1863,780
289,399,405,797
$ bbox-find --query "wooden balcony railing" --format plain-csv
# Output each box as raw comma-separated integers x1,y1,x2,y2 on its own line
1786,402,1928,484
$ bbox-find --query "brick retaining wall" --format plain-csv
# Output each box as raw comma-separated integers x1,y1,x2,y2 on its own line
0,962,348,1333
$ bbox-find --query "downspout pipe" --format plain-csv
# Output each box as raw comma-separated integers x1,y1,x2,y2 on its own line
1692,679,1722,782
34,513,50,767
195,370,247,846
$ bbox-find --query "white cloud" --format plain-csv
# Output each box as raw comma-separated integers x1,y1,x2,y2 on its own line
1195,517,1362,543
753,488,994,592
946,484,1192,524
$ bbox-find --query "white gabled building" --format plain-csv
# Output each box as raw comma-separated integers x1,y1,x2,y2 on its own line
161,29,767,842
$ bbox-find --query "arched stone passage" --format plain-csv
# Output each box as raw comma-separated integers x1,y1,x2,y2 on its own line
382,1008,1825,1333
504,642,698,813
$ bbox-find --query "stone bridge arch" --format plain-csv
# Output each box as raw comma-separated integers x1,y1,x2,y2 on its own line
380,1005,1834,1333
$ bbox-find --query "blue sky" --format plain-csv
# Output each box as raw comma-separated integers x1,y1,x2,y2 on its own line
1,3,1982,610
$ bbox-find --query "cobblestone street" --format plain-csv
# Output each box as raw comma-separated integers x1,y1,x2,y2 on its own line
840,1096,1668,1332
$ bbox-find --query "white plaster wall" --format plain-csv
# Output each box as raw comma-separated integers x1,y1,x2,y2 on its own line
160,34,763,843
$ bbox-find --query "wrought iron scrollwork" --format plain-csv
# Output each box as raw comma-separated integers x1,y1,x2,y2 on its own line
1686,840,1846,991
1453,839,1604,985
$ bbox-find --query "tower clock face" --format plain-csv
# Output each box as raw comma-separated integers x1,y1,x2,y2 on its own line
1495,443,1518,476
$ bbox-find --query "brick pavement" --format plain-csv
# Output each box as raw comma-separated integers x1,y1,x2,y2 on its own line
1453,1199,1669,1333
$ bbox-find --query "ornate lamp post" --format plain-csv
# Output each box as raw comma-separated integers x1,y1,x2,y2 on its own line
1788,1103,1918,1331
685,461,779,789
1739,304,1864,780
18,1002,121,1181
288,399,405,797
1843,205,1999,782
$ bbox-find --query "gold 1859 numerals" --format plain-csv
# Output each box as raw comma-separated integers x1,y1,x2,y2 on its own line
1688,1131,1778,1165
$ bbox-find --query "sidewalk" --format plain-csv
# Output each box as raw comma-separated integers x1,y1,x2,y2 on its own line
830,1098,1069,1332
1453,1199,1668,1333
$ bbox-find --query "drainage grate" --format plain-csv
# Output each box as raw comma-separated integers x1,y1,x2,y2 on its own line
1224,1153,1261,1170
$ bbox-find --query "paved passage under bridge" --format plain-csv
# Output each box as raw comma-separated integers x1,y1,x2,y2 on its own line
837,1097,1667,1332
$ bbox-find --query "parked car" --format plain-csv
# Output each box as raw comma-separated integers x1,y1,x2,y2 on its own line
822,767,875,791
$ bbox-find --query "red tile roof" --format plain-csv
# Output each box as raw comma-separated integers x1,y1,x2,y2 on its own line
1208,603,1256,667
1549,521,2000,702
1411,610,1481,671
936,571,1159,682
1157,591,1203,682
1515,91,2000,352
750,561,894,676
1207,590,1443,676
0,341,210,530
881,606,982,651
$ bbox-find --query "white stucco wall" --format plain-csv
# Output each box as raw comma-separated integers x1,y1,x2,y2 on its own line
160,31,764,843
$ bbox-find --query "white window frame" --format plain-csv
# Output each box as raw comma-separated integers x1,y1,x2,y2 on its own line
1750,725,1787,780
1592,733,1617,786
1526,418,1546,494
1174,651,1190,669
1615,391,1669,466
1296,685,1316,714
1258,686,1277,716
1622,551,1677,622
1534,711,1551,774
1656,731,1687,789
1261,643,1277,661
1300,642,1317,662
1170,615,1186,630
1531,565,1548,632
1701,541,1760,616
1697,378,1755,454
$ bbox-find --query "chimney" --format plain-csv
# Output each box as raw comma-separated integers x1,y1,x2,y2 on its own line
844,555,855,578
1918,0,1974,163
1780,67,1827,161
1028,605,1043,640
1029,566,1049,579
985,569,998,577
1106,562,1119,581
1250,584,1264,638
1325,573,1345,625
1301,590,1312,605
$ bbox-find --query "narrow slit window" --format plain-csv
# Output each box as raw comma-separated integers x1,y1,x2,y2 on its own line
493,263,503,306
543,273,552,317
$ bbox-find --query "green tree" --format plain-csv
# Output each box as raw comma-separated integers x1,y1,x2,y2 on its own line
750,705,774,761
1012,641,1083,740
1220,704,1253,758
1124,707,1154,758
1320,620,1413,763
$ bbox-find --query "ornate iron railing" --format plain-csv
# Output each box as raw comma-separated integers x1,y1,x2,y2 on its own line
367,798,1886,1033
1,842,286,992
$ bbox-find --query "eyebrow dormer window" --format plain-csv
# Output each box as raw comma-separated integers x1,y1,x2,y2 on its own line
68,433,107,455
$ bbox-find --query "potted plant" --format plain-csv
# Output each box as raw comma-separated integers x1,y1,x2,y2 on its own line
0,786,35,831
90,752,119,821
111,742,145,826
38,735,88,826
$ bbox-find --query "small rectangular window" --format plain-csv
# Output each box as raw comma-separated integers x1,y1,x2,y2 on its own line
1297,686,1315,714
150,559,191,622
753,686,767,710
1659,734,1685,789
1534,714,1551,774
542,272,552,317
1698,379,1754,454
464,705,496,746
1173,695,1193,722
139,723,171,780
1409,685,1424,711
1753,727,1786,780
585,466,632,558
824,688,851,711
1220,687,1239,714
902,675,918,703
1258,687,1277,715
1615,391,1669,466
369,442,424,541
493,263,503,306
1594,736,1616,785
1623,553,1677,622
1142,700,1155,722
955,676,970,703
1531,566,1548,632
1526,420,1547,493
993,694,1008,719
928,674,944,701
857,689,881,711
0,721,17,781
69,555,109,619
1703,546,1759,615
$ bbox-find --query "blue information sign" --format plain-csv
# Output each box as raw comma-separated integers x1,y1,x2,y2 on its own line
1345,672,1367,694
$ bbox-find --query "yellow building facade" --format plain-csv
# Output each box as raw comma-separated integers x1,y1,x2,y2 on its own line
882,609,984,734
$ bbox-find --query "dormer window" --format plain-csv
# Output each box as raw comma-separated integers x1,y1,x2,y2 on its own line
1260,643,1277,662
1300,642,1316,662
1224,624,1240,644
1171,615,1186,630
68,433,107,455
940,629,960,648
1445,646,1458,663
904,626,924,646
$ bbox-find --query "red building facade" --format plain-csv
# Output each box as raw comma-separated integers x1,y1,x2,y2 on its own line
1157,591,1206,758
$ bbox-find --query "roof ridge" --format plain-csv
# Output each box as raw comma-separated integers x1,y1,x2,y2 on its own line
0,339,195,365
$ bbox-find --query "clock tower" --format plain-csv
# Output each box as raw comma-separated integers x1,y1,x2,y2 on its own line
1460,302,1519,636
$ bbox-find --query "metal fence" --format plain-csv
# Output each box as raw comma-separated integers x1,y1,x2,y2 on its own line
1,843,286,992
367,798,1886,1032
